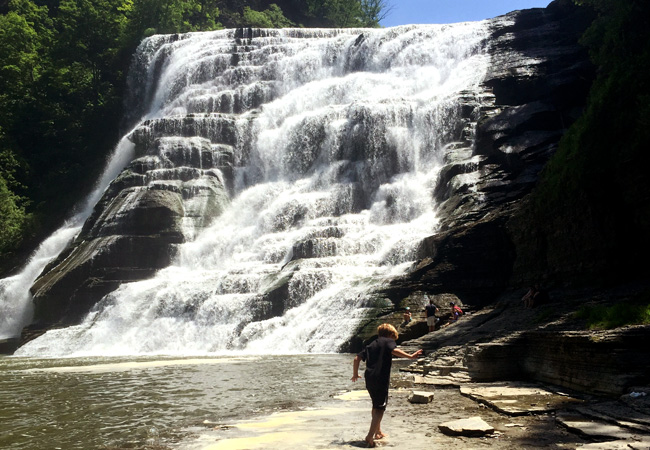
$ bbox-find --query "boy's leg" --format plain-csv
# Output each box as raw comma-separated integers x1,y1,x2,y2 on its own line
366,407,384,447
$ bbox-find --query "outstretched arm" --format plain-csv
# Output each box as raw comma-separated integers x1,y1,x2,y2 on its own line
351,354,362,381
392,348,423,359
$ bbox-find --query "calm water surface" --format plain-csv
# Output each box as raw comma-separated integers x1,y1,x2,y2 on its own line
0,354,353,449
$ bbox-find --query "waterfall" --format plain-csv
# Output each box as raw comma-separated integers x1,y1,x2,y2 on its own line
0,138,136,340
13,22,490,356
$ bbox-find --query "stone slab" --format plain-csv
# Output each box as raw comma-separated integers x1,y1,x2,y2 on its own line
438,416,494,437
580,439,650,450
413,373,471,387
556,412,642,441
460,381,583,416
408,391,435,404
578,440,635,450
576,401,650,434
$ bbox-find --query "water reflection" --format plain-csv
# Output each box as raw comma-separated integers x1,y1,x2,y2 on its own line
0,354,352,449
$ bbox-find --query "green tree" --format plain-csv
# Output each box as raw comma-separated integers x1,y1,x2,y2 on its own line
242,4,294,28
526,0,650,282
0,144,30,255
0,175,29,254
124,0,221,43
54,0,130,107
359,0,392,27
0,0,52,129
306,0,363,27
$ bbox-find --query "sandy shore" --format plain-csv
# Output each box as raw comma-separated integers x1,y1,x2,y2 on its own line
184,382,590,450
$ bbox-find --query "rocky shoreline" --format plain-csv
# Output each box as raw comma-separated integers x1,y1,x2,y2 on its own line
189,364,649,449
384,285,650,449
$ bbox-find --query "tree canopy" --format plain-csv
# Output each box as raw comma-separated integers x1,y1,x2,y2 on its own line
528,0,650,282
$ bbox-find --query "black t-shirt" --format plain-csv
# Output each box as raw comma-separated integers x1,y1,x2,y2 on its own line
358,336,397,387
425,304,438,317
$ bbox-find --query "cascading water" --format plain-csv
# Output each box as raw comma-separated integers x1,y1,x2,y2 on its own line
0,138,136,340
13,22,491,357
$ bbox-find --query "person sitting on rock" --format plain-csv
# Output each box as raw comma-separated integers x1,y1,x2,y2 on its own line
522,284,549,308
402,307,412,326
449,301,463,321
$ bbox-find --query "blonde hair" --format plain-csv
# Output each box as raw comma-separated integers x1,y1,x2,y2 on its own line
377,323,398,340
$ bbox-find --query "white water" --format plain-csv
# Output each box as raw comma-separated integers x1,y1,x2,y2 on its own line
0,138,136,340
12,23,490,356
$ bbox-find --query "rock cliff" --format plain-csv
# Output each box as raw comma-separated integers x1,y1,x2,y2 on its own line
348,0,597,343
29,136,231,327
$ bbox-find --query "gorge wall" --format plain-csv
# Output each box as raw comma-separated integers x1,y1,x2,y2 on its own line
356,0,595,339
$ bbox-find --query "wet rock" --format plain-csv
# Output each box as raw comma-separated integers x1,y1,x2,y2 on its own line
26,134,231,334
376,1,596,311
0,338,19,355
408,391,435,404
438,416,494,437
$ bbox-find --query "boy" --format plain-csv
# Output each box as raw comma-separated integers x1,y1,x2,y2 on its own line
351,323,423,447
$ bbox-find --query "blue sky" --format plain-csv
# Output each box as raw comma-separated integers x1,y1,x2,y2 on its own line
379,0,552,27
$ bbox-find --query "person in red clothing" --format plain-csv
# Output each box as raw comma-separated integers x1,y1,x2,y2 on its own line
449,301,463,321
351,323,423,447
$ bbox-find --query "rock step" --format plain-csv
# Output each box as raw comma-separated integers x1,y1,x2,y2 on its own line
556,411,648,442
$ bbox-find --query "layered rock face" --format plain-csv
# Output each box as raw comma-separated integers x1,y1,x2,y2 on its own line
379,0,595,308
466,326,650,397
30,136,230,326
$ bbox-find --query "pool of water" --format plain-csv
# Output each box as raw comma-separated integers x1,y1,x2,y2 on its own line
0,354,354,449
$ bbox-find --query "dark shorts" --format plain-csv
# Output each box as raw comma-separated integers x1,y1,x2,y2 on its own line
366,380,389,411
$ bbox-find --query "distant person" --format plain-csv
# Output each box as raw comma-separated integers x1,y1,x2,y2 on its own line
522,286,536,308
402,307,412,326
424,299,439,332
522,284,548,308
449,301,463,322
352,323,423,448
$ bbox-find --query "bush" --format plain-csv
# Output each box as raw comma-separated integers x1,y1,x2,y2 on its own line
575,301,650,330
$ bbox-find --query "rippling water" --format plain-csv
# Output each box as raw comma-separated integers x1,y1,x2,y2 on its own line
0,354,354,449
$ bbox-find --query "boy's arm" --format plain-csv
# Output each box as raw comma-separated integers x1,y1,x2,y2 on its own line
351,355,362,381
392,348,423,359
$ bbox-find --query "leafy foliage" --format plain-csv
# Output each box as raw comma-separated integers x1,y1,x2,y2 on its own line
575,301,650,330
303,0,389,27
243,4,294,28
526,0,650,282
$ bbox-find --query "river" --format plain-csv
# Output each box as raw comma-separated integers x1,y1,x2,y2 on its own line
0,354,369,449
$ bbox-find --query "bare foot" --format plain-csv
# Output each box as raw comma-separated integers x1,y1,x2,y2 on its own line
374,431,388,439
364,436,376,447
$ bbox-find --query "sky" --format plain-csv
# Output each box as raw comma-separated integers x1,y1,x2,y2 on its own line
379,0,552,27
